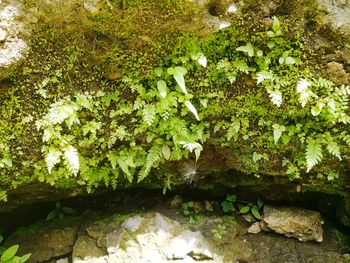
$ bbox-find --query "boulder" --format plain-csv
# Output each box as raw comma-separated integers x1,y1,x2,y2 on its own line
262,205,324,242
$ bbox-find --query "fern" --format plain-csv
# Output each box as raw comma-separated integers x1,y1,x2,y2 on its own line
63,145,80,176
266,88,282,107
139,146,161,182
45,147,62,174
227,121,240,141
143,104,156,126
325,138,342,160
305,139,323,172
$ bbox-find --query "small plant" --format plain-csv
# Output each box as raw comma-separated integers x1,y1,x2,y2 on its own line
181,201,198,224
212,224,226,240
221,195,236,214
240,199,263,220
0,236,31,263
47,202,74,221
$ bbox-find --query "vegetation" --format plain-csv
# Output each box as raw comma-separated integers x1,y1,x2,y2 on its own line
0,0,349,202
0,235,30,263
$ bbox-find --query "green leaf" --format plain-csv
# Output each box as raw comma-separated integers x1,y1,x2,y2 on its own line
19,253,31,263
107,152,118,169
251,206,261,219
184,101,200,121
118,159,132,182
2,157,12,168
161,144,171,160
285,56,296,65
240,206,250,214
194,148,201,162
272,124,286,143
272,16,281,33
167,67,175,75
157,80,167,98
62,207,74,214
266,30,275,38
221,201,235,213
226,195,236,202
1,245,19,261
278,57,285,64
47,210,57,221
236,42,255,57
282,134,290,145
55,202,61,209
154,67,163,77
173,66,188,94
0,234,3,243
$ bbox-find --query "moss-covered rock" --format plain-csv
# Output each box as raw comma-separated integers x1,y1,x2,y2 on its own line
0,0,349,225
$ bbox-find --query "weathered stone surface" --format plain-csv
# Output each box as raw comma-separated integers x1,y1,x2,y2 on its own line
4,217,82,263
105,228,123,254
247,222,261,234
121,215,143,232
262,205,324,242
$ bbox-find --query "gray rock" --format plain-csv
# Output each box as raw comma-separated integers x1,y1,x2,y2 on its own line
4,218,81,263
247,222,261,234
56,258,69,263
105,228,123,254
262,205,324,242
166,230,213,260
121,215,143,232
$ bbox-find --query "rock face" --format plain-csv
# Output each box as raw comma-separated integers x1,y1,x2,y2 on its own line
3,208,350,263
73,212,221,263
4,217,82,263
262,205,324,242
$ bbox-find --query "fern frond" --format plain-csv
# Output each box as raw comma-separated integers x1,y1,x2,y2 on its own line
139,146,161,182
227,121,240,141
267,89,282,107
306,139,323,172
325,140,342,160
63,145,80,176
45,148,62,174
143,104,156,126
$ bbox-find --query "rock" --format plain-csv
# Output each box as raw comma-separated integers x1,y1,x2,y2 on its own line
242,213,255,223
192,201,205,213
166,230,213,260
262,205,324,242
4,217,82,263
121,215,143,232
72,233,106,260
247,222,261,234
169,195,183,208
105,228,124,254
259,220,269,232
56,258,69,263
204,200,214,212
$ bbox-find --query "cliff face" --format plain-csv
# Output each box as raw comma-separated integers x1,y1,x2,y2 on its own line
0,0,350,224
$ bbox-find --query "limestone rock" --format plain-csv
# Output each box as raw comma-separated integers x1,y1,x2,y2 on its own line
4,217,81,263
247,222,261,234
121,215,143,232
262,205,324,242
166,230,213,260
105,228,124,254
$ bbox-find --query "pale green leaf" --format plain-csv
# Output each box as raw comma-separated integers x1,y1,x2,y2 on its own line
272,124,286,143
173,66,188,94
162,144,171,160
185,101,200,121
157,80,167,98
